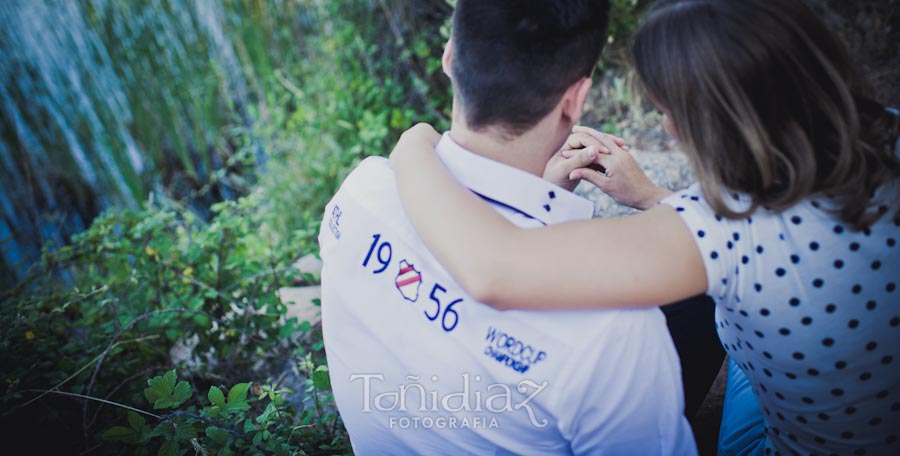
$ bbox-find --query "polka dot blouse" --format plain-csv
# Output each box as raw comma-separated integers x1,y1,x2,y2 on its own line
662,183,900,456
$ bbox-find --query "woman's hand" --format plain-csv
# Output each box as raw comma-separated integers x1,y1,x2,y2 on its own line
390,123,441,167
563,126,672,210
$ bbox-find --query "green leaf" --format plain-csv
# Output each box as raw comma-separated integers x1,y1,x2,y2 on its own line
255,402,277,424
150,421,174,439
206,426,229,444
173,420,198,440
274,444,292,456
127,411,146,432
157,440,178,456
312,366,331,390
102,426,137,442
144,370,177,405
208,386,226,407
227,382,250,404
192,314,210,327
297,320,312,333
171,380,192,405
144,370,193,409
223,399,250,413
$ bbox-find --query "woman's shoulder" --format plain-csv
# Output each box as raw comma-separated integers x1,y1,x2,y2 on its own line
662,184,757,229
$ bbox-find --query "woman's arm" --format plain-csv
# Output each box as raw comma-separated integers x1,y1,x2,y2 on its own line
390,124,707,310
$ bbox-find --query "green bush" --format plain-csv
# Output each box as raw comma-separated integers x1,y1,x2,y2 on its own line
0,192,346,455
256,0,452,247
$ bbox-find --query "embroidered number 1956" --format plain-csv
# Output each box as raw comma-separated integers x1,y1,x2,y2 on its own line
362,233,462,333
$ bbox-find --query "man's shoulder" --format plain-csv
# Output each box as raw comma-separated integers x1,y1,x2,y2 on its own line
322,155,420,248
338,156,394,195
330,156,404,216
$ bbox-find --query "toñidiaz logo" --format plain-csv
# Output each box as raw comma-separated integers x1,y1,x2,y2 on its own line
349,373,550,429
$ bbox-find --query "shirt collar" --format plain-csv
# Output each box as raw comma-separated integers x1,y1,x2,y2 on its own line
434,132,594,225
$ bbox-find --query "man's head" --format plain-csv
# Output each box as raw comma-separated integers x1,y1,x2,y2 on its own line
446,0,611,139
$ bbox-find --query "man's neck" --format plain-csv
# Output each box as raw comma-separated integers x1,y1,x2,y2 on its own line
448,111,561,177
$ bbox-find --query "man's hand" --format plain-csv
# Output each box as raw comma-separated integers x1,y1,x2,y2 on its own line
543,146,599,192
560,126,672,210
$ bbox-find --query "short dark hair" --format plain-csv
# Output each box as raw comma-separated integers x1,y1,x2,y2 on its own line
451,0,610,136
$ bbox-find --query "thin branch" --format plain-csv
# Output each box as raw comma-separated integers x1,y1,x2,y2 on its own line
273,69,304,99
88,364,164,429
78,443,103,456
31,390,162,419
50,285,109,314
13,335,159,412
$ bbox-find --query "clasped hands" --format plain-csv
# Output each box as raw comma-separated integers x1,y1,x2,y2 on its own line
544,126,672,211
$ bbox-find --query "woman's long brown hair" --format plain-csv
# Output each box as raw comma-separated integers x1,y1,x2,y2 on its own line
631,0,900,230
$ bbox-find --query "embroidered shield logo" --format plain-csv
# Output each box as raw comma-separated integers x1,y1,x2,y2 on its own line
395,260,422,302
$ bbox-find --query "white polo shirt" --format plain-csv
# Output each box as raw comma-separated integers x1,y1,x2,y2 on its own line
319,133,697,456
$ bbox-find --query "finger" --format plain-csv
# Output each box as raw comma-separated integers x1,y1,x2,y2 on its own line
553,147,599,179
563,133,609,154
566,147,599,170
569,167,612,188
558,146,598,171
593,151,614,172
403,123,441,146
591,133,627,157
408,122,438,136
573,125,626,147
560,144,607,159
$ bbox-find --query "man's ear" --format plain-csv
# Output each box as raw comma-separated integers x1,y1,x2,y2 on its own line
560,77,593,125
442,39,453,79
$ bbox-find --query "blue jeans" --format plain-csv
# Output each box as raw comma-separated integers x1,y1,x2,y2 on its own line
718,359,767,456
